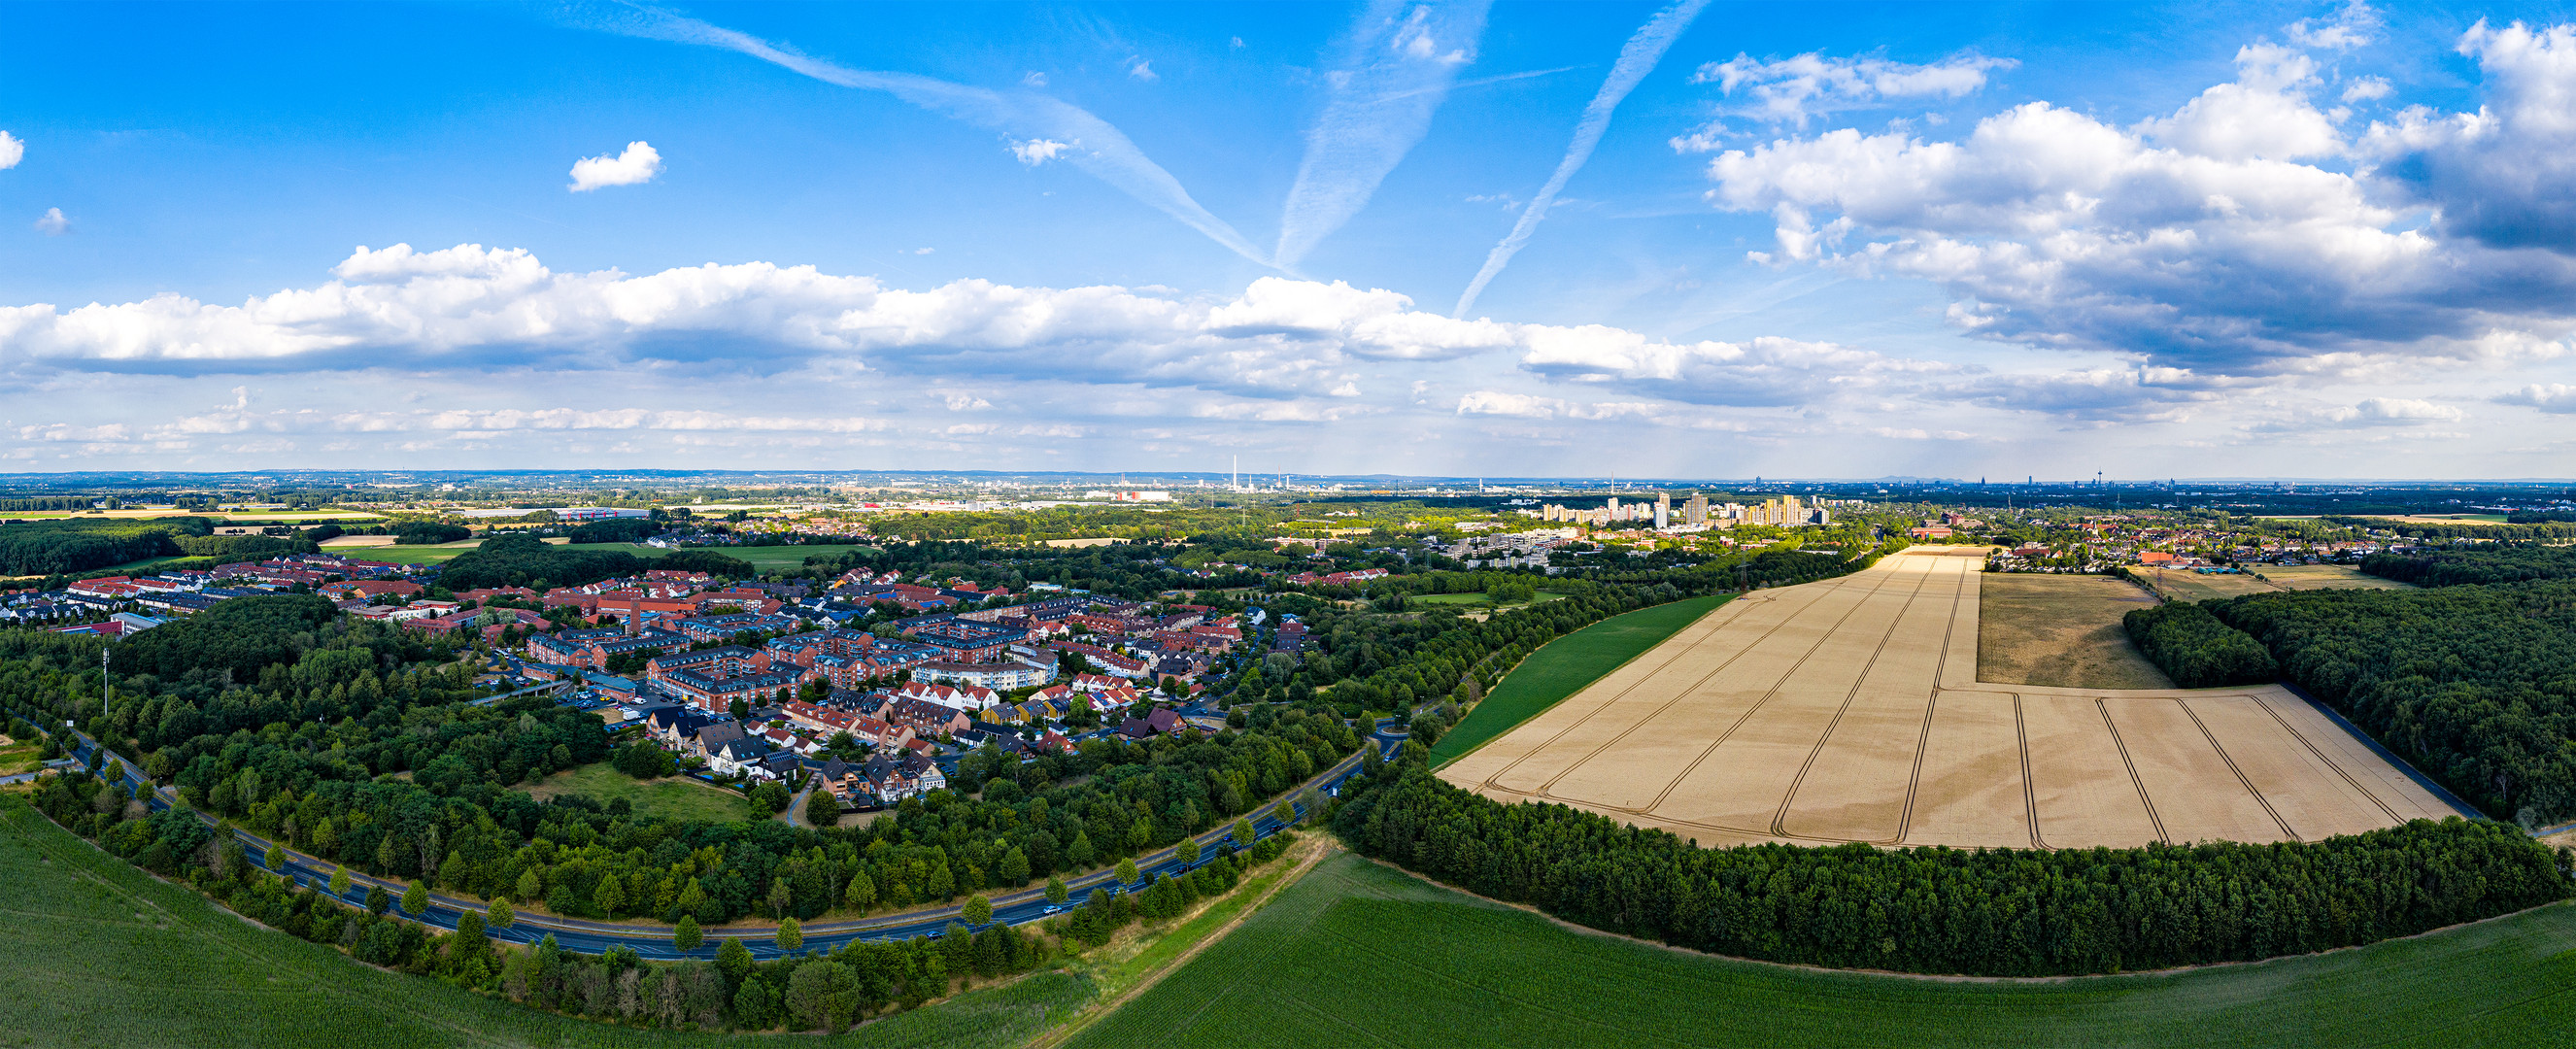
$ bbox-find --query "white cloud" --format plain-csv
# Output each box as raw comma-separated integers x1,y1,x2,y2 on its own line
2362,20,2576,253
1010,139,1071,165
1022,71,1048,87
2494,383,2576,412
1699,30,2576,381
1454,0,1712,317
2288,1,2383,51
593,8,1271,266
1126,57,1158,82
1274,0,1494,268
567,141,662,191
1674,49,2014,146
32,208,68,235
1454,391,1657,420
0,131,21,169
912,247,935,255
2342,76,2392,103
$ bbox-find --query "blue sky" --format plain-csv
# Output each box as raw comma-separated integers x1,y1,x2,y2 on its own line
6,1,2576,479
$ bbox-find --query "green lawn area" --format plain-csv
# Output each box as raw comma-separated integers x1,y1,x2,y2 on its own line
1413,590,1570,608
0,738,42,775
525,762,753,823
1068,849,2576,1049
357,544,480,564
0,794,1083,1048
1430,593,1730,765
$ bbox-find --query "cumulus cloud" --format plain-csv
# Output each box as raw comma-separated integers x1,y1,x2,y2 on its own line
0,131,21,169
2245,395,2467,435
2341,76,2392,103
2288,1,2383,51
0,245,1561,398
33,208,68,235
1514,329,1951,407
1673,49,2014,147
1010,139,1070,165
1126,57,1158,82
1700,26,2576,380
567,141,663,191
2363,20,2576,254
2494,383,2576,412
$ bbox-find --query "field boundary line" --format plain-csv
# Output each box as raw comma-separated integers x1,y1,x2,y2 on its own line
1771,558,1941,840
1024,835,1335,1049
2093,697,2170,845
2276,682,2485,821
2173,697,2299,840
2014,694,2047,849
1465,582,1835,793
1596,564,1911,812
2246,692,2405,824
1896,558,1972,844
1432,592,1740,772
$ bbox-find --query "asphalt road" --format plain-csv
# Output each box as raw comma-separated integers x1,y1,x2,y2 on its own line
64,722,1403,960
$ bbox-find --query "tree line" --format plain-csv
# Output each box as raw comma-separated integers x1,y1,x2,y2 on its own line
2360,546,2576,587
1334,765,2573,977
2123,602,2277,687
21,759,1303,1032
2209,580,2576,825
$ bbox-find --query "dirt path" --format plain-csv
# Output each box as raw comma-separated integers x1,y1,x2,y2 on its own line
1024,835,1335,1049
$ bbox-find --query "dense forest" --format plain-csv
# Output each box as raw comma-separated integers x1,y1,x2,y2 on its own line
2360,546,2576,587
0,517,210,575
2210,581,2576,825
1336,766,2572,977
435,535,651,590
2123,602,2277,687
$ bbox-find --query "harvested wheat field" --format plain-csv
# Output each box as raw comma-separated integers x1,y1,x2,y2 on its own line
1439,550,2465,850
1978,573,2171,690
2260,564,2415,591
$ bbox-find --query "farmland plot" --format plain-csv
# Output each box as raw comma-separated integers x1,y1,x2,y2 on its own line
1440,552,2461,849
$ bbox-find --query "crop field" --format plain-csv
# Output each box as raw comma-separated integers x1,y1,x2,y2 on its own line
525,762,751,823
0,794,1082,1048
354,543,480,564
1440,552,2459,849
2260,564,2415,591
1977,574,2172,690
2136,567,2276,602
1428,593,1732,766
1070,849,2576,1048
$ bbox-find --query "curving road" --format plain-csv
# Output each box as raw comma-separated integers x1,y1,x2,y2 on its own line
63,723,1403,960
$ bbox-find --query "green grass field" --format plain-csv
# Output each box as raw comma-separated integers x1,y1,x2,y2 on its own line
1429,593,1730,766
0,737,42,775
1068,849,2576,1049
0,794,1084,1048
1412,591,1569,608
524,762,752,823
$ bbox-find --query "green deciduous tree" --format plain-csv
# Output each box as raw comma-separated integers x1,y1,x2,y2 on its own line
673,914,702,952
400,881,427,917
489,897,515,929
962,895,994,927
774,916,802,954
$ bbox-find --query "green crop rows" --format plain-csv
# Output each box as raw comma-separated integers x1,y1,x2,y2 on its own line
1429,593,1729,765
1071,849,2576,1048
0,795,1083,1049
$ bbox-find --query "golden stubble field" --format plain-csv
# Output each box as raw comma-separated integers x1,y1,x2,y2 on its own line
1439,551,2460,850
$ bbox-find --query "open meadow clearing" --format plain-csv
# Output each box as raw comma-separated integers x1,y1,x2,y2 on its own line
524,762,752,823
1977,573,2171,690
1069,848,2576,1049
2137,567,2275,602
1440,552,2462,849
0,794,1083,1049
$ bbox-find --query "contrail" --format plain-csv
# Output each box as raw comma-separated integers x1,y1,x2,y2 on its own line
1453,0,1711,317
591,4,1273,268
1274,0,1494,270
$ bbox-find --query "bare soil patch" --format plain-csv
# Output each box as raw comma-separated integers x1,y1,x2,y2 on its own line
1977,573,2172,691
